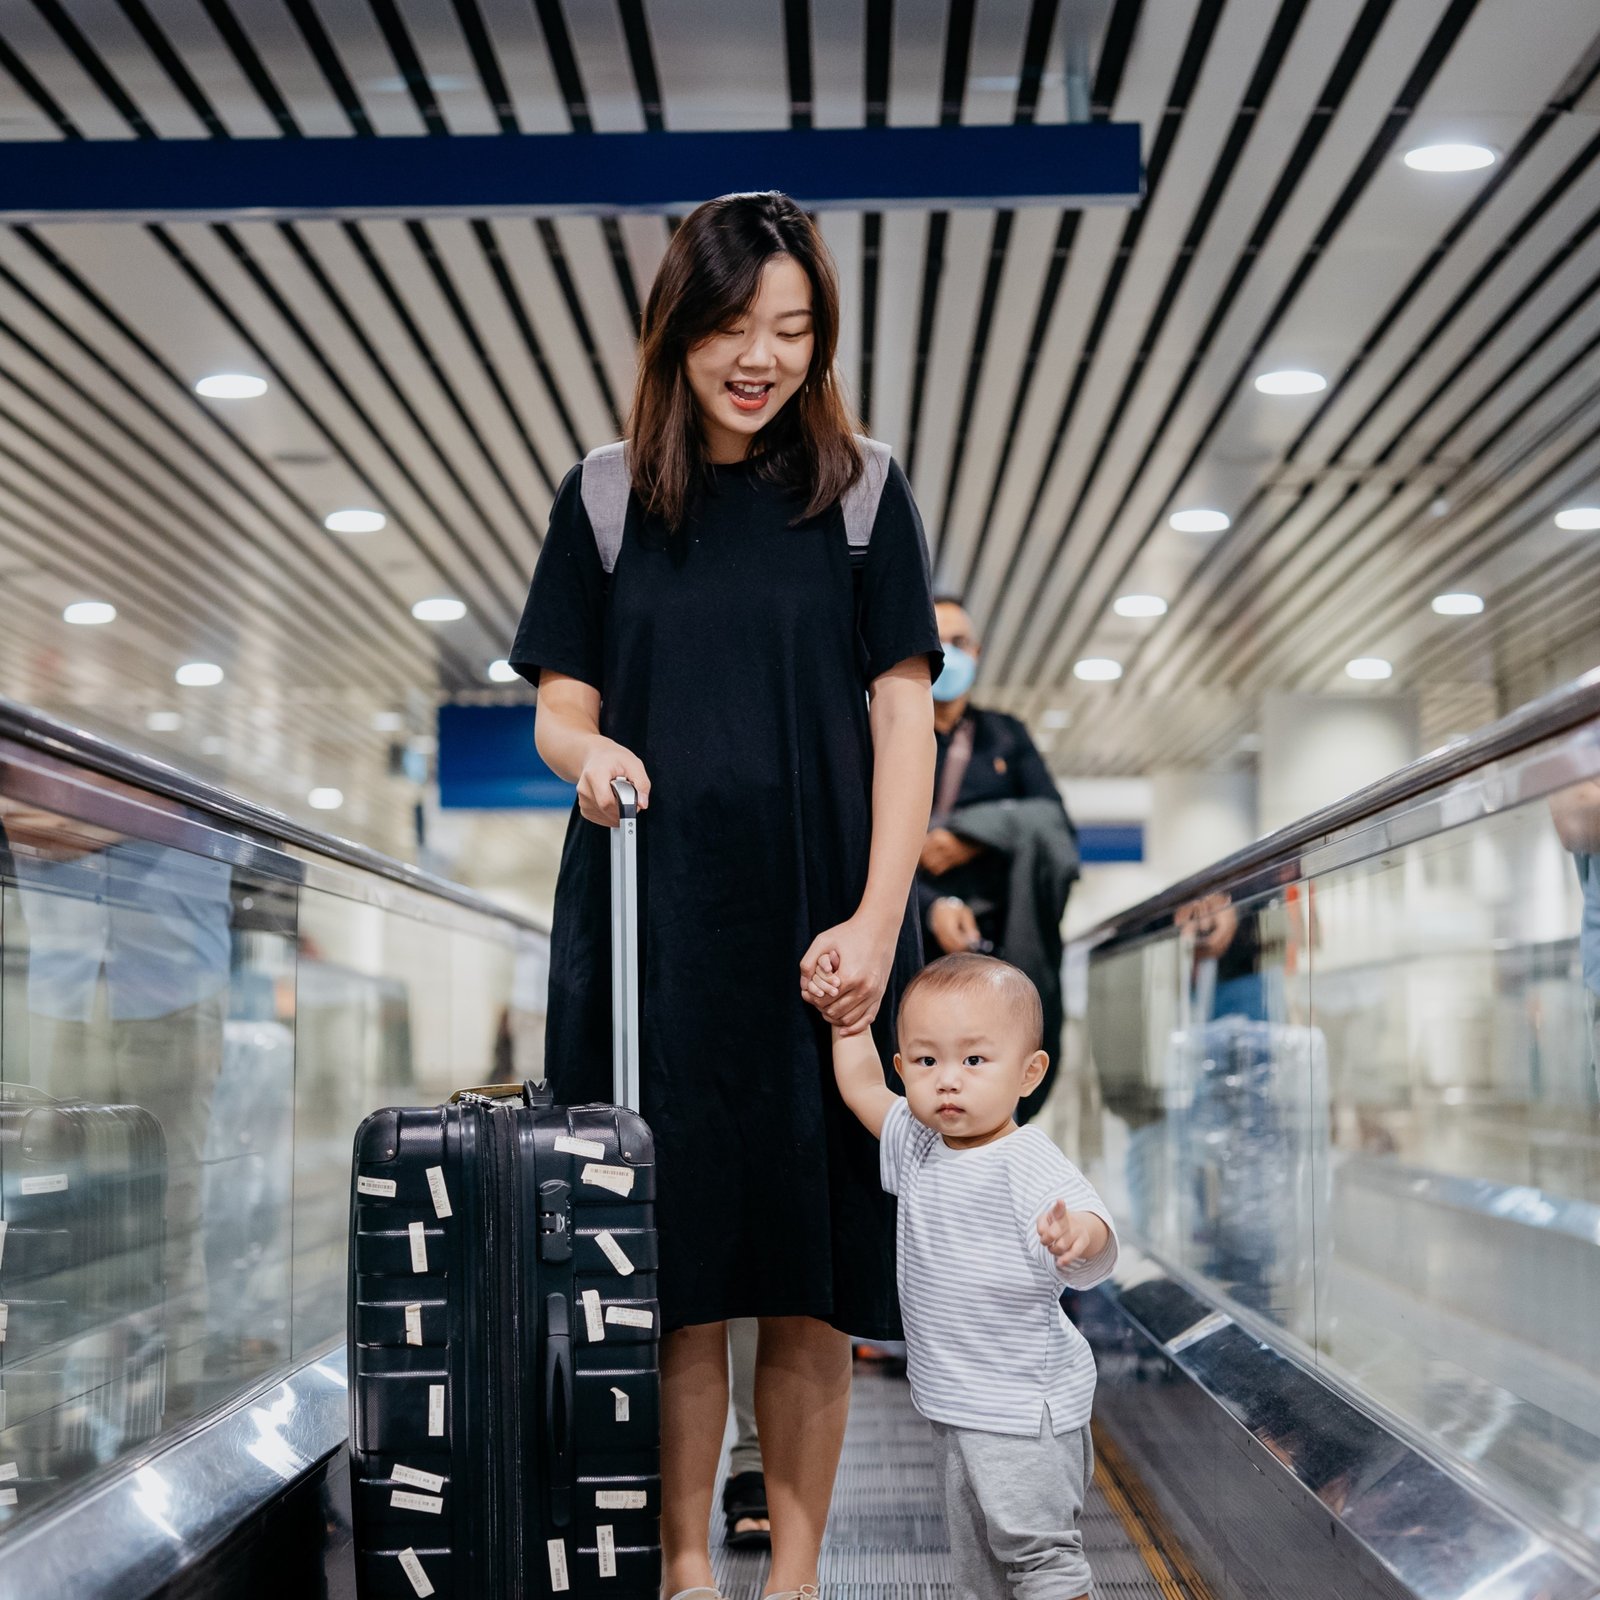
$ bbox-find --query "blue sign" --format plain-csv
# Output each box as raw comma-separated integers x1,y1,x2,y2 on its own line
1077,823,1144,864
437,704,577,811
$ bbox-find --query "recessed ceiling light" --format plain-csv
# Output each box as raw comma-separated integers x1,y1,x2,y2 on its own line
413,597,466,623
63,601,116,625
1404,143,1495,173
146,711,182,732
372,710,405,733
1554,506,1600,531
308,787,344,811
1431,592,1483,616
1113,594,1168,618
1169,508,1230,534
195,373,268,400
1073,657,1123,682
325,508,387,534
1346,657,1393,681
1254,369,1327,396
488,659,519,682
176,661,224,687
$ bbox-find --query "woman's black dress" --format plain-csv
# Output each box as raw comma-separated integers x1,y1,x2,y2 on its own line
509,455,941,1337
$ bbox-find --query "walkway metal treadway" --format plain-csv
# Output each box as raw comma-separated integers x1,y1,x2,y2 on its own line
711,1368,1213,1600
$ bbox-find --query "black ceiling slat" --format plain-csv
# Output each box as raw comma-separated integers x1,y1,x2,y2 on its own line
1012,0,1059,127
864,0,893,125
470,220,587,458
858,211,883,428
1027,0,1482,691
615,0,665,132
783,0,813,129
114,0,230,137
530,0,593,132
857,0,893,428
29,0,156,137
450,0,518,132
534,218,624,433
196,0,303,138
0,232,438,688
281,0,375,137
938,0,977,125
983,0,1230,674
600,218,645,335
404,217,558,497
152,221,518,649
1089,0,1144,118
0,32,84,138
363,0,449,135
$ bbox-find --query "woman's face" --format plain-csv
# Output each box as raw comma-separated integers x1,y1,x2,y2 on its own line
684,254,815,463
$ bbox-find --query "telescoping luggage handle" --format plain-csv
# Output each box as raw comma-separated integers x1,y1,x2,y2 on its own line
609,777,641,1114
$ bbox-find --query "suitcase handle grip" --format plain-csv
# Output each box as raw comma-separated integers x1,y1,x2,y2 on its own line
544,1292,575,1528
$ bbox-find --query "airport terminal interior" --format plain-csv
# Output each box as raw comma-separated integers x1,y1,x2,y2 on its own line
0,1,1599,1596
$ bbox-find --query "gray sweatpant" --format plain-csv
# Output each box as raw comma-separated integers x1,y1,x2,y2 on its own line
933,1412,1093,1600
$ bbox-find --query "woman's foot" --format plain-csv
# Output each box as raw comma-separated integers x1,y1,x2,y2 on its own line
722,1469,771,1549
761,1587,820,1600
666,1590,725,1600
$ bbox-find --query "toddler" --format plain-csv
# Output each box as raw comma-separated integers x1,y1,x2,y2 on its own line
827,952,1117,1600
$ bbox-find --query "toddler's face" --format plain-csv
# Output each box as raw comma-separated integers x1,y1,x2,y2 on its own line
894,985,1048,1150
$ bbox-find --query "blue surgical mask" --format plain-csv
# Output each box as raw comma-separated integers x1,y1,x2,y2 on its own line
933,646,977,704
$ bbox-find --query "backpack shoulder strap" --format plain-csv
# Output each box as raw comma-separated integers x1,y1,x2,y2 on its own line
843,436,892,562
580,441,630,574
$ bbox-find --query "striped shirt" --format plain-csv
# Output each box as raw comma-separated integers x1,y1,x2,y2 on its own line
880,1096,1118,1435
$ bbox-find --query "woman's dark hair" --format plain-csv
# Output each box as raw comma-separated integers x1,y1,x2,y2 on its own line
627,191,862,531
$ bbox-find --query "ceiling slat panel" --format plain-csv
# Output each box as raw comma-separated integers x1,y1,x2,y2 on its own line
649,0,789,131
1,5,140,137
817,210,864,414
887,0,946,126
474,0,571,133
866,206,929,456
810,0,866,129
293,0,428,137
52,0,212,137
132,0,286,138
561,2,648,133
389,0,503,135
551,216,645,403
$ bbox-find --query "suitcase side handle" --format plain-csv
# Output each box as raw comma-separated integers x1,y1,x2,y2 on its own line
544,1291,575,1528
609,778,641,1113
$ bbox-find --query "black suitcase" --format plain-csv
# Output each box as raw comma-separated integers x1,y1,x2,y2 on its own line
349,780,661,1597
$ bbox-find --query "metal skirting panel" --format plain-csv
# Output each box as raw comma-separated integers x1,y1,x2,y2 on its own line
711,1365,1201,1600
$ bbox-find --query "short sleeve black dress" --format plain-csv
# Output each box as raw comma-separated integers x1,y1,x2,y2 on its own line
509,453,941,1338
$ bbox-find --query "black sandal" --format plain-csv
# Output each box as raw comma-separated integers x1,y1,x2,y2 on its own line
722,1470,770,1550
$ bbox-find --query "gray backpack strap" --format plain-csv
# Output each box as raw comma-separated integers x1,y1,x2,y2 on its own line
843,436,892,559
580,440,630,574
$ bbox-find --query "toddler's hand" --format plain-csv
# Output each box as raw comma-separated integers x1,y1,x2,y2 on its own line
803,952,842,1005
1037,1201,1108,1273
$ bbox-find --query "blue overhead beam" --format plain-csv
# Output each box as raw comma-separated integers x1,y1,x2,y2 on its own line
0,125,1142,223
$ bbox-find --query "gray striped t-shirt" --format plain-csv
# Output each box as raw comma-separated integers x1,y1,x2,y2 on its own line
880,1096,1118,1435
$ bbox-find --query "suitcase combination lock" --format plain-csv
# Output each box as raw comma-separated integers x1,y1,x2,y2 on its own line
538,1179,573,1263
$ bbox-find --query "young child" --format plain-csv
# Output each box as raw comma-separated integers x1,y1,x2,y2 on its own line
827,951,1117,1600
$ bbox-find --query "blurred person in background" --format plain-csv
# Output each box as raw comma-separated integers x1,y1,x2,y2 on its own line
1550,777,1600,1092
916,597,1078,1123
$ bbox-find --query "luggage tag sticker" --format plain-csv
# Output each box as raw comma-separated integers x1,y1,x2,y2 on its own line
555,1134,606,1160
605,1305,653,1330
596,1490,647,1510
0,1464,17,1484
19,1173,67,1196
598,1524,617,1579
404,1303,423,1346
582,1289,605,1343
594,1231,635,1276
390,1489,444,1515
611,1386,630,1423
427,1384,445,1437
398,1547,435,1598
547,1538,571,1592
0,1220,8,1269
391,1463,444,1494
357,1175,397,1198
0,1488,15,1508
0,1303,9,1342
581,1163,635,1197
408,1221,429,1274
424,1166,452,1219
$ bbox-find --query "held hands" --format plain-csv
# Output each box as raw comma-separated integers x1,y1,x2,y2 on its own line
929,897,981,955
575,739,651,827
1036,1201,1110,1276
800,916,895,1037
920,827,984,877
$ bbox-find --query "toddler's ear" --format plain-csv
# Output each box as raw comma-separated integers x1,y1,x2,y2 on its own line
892,1053,906,1081
1021,1049,1049,1095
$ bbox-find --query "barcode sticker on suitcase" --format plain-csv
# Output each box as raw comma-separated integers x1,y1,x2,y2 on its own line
404,1303,423,1346
0,1489,16,1509
0,1464,16,1484
391,1489,444,1515
582,1289,605,1342
428,1385,445,1436
357,1175,398,1198
596,1490,647,1510
425,1166,452,1219
398,1548,435,1597
547,1539,571,1592
598,1524,617,1578
581,1163,635,1197
392,1464,445,1493
605,1305,653,1330
595,1230,635,1276
19,1173,67,1196
409,1221,429,1274
555,1135,606,1159
611,1386,630,1422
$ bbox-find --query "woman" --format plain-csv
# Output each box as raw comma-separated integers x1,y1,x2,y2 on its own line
510,191,939,1600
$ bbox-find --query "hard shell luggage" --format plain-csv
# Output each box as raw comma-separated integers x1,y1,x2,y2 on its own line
349,780,660,1598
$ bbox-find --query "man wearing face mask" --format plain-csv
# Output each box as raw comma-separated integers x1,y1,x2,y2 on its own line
917,597,1079,1122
